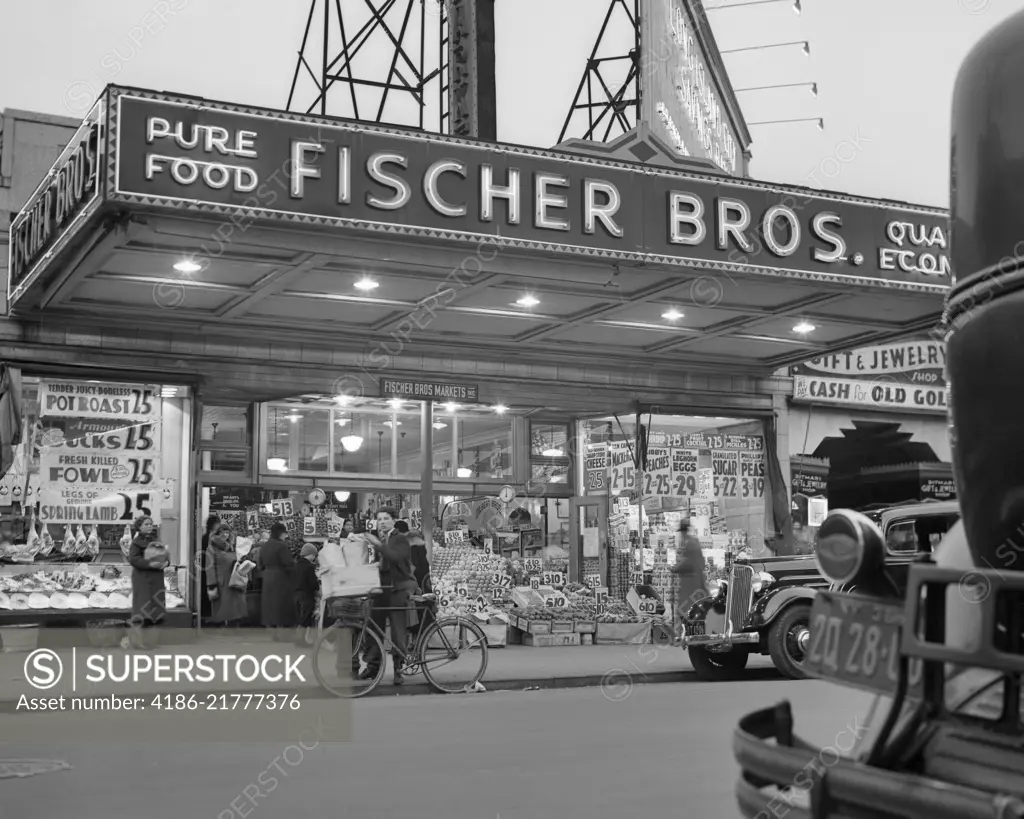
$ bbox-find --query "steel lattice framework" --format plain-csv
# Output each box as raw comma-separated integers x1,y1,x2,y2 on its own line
287,0,449,132
558,0,642,143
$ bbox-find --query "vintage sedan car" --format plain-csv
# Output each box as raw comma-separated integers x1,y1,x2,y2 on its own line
682,499,961,681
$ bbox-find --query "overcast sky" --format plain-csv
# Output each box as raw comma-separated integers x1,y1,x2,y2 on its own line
2,0,1021,208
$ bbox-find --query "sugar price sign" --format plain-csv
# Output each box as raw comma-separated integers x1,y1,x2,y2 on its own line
524,557,543,573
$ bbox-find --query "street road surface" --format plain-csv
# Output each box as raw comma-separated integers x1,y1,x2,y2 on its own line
1,679,875,819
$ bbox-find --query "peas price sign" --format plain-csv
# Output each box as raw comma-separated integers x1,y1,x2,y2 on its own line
792,338,947,414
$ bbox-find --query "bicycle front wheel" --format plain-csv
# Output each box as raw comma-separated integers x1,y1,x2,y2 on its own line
312,621,386,698
419,617,489,694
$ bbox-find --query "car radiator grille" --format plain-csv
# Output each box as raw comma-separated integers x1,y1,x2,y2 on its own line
728,565,755,629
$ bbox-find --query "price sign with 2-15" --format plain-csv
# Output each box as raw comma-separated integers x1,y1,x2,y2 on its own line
525,558,543,573
544,594,567,609
542,571,564,587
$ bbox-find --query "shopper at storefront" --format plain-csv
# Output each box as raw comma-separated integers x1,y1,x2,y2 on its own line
128,516,168,650
259,522,297,640
294,544,320,646
362,508,416,684
206,525,248,627
200,515,220,622
407,527,433,643
669,519,708,638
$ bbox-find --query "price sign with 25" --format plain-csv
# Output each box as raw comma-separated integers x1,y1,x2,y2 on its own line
541,571,564,587
525,558,543,573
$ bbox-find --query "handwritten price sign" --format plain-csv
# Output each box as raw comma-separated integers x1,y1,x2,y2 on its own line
529,577,541,590
445,530,466,545
585,574,601,589
541,571,565,587
636,599,658,615
524,558,543,573
489,573,512,588
630,572,645,586
271,499,294,517
596,588,609,613
456,584,469,598
544,594,568,609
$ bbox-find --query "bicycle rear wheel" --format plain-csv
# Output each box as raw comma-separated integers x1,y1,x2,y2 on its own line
312,621,386,698
419,617,489,694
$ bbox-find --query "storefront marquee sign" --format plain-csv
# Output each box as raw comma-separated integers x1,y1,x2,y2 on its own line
94,89,949,294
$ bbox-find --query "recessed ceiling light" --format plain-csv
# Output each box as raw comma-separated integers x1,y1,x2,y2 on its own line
388,398,403,409
793,322,816,334
444,403,460,413
516,295,539,307
174,260,201,274
355,277,379,291
333,394,352,406
493,404,508,414
662,309,684,321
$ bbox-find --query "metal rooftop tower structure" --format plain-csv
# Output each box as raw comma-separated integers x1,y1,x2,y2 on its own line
286,0,496,139
558,0,642,143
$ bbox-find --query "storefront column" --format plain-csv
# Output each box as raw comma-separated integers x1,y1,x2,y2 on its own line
421,400,434,560
773,391,792,503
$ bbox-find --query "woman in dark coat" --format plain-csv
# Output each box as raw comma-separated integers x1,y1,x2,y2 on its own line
670,519,708,636
206,525,249,626
128,516,168,649
200,515,220,621
258,522,296,640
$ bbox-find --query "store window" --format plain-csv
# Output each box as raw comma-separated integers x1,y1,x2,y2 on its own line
0,377,192,616
579,414,768,555
199,405,250,476
529,421,571,489
263,397,513,480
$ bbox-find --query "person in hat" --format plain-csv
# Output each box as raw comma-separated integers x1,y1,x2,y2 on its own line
258,522,296,641
669,518,707,640
293,543,320,646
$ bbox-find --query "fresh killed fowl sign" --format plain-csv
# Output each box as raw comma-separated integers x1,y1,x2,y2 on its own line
36,380,163,524
378,379,479,403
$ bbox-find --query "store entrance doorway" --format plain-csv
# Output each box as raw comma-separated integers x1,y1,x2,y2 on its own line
569,497,608,585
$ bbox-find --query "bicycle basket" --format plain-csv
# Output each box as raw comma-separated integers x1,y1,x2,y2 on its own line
327,596,370,621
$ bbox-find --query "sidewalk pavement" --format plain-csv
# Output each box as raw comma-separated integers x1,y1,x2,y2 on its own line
0,629,779,704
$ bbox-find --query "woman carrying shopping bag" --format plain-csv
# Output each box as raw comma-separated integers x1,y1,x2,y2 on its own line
206,525,249,627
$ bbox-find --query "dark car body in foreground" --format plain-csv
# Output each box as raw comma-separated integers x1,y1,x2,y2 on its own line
682,500,960,681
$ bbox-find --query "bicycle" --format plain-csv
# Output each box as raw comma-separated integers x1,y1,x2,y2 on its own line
311,589,489,697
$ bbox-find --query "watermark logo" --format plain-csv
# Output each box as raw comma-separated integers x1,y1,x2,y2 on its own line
957,570,992,604
959,0,991,14
24,649,64,691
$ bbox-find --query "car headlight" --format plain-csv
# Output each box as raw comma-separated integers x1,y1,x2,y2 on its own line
752,572,775,594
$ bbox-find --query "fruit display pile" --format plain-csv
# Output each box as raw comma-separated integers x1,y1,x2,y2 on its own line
595,600,645,624
515,603,574,624
563,587,600,620
431,545,515,616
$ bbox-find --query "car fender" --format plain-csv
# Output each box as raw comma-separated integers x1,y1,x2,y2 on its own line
755,586,818,625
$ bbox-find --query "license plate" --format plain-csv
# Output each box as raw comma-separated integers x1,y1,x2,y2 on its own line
805,591,923,698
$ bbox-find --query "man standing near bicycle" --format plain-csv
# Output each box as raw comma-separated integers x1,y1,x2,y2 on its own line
362,508,417,685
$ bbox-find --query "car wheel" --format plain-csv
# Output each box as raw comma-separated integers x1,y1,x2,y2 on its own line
768,603,812,680
688,645,749,681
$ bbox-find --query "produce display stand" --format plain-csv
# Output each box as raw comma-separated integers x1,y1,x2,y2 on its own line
523,632,580,647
